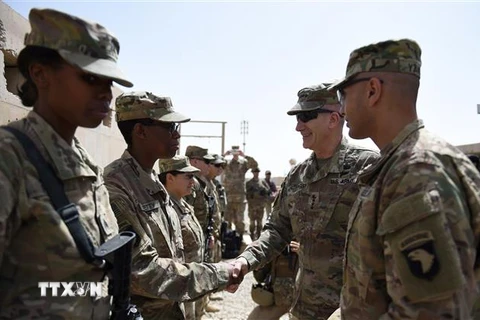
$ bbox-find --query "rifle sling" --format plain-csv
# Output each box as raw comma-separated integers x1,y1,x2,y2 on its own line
2,126,97,264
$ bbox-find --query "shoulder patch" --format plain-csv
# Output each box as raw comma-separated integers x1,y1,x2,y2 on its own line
400,231,439,281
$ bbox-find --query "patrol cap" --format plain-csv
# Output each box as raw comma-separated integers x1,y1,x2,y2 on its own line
210,154,226,165
158,155,200,174
23,8,133,87
265,170,271,175
329,39,422,91
252,167,261,173
287,83,339,115
115,91,190,122
185,146,215,161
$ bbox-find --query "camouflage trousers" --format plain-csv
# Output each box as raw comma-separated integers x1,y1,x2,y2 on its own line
225,200,246,235
248,202,265,241
273,277,294,308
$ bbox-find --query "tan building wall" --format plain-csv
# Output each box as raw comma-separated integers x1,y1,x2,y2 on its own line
457,143,480,156
0,1,127,168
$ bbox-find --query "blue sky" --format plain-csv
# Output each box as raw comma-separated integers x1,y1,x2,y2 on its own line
6,1,480,177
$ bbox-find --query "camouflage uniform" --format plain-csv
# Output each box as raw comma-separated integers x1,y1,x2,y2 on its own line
264,172,277,216
184,147,216,252
159,156,205,320
171,198,204,320
223,150,258,235
206,178,222,261
213,178,227,216
329,39,480,319
183,147,220,317
158,156,205,264
185,174,211,236
239,85,379,320
246,172,270,240
0,8,131,319
105,93,230,320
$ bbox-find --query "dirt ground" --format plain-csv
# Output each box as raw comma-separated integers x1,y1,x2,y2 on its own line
201,228,291,320
201,268,290,320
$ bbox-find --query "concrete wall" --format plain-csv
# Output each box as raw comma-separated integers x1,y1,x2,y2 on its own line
0,1,127,168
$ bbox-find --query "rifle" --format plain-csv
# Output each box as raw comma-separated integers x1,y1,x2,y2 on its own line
204,195,216,262
95,231,143,320
0,127,142,319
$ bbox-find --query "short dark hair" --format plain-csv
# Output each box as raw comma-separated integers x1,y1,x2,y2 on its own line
17,46,64,107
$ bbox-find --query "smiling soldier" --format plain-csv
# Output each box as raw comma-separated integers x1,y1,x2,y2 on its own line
228,84,379,320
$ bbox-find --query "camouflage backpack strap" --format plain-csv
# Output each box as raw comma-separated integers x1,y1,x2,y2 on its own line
2,126,97,264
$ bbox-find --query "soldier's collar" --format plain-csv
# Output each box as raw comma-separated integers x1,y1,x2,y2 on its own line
27,111,99,181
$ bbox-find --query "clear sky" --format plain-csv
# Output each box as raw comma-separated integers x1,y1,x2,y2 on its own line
6,0,480,177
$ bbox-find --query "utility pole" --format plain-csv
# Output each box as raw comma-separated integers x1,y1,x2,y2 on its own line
240,120,248,153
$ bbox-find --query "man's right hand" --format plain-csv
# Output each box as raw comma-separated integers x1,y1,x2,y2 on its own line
225,257,249,293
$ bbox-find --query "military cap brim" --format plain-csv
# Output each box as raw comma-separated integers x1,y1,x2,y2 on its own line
59,50,133,88
287,100,327,116
175,164,200,173
58,50,133,88
210,157,226,164
327,77,349,92
156,110,191,123
203,154,216,161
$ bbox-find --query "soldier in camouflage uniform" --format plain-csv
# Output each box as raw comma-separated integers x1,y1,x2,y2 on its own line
184,146,222,315
264,170,278,215
246,168,270,241
206,155,227,303
104,92,233,320
328,39,480,319
184,146,216,261
229,84,379,320
0,8,132,319
158,156,204,320
211,156,228,219
223,146,258,238
207,155,227,264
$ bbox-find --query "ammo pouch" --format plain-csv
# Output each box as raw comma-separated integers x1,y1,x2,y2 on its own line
251,282,274,307
274,252,298,278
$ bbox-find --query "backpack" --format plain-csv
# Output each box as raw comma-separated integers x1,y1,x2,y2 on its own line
221,221,242,259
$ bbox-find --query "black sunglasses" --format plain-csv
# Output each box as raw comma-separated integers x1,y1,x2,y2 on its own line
296,109,343,123
337,77,384,106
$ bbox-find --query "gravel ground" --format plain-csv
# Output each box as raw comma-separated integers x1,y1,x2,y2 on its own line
200,230,290,320
199,214,291,320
